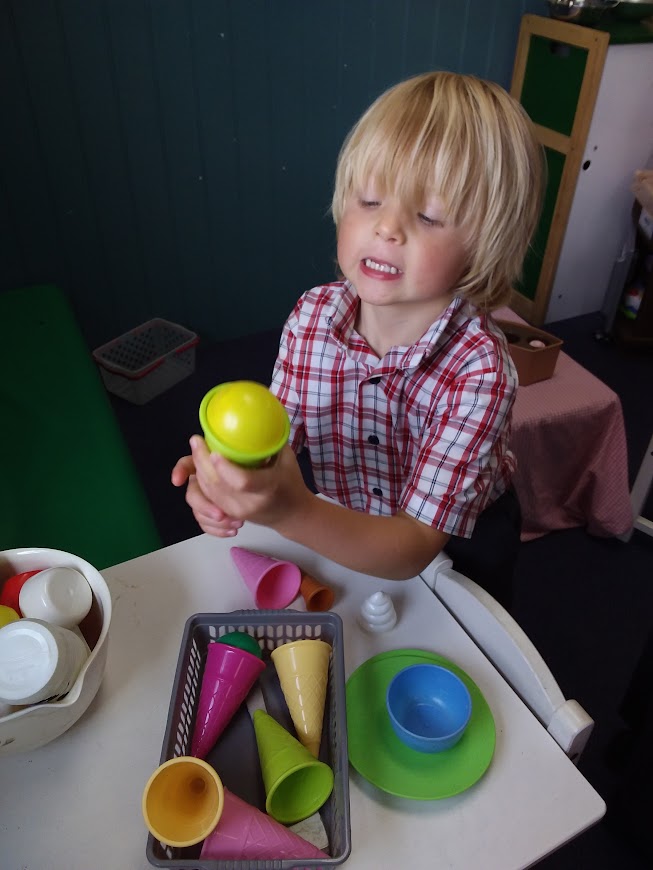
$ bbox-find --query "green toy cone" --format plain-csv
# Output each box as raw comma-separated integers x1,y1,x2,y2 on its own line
253,710,334,825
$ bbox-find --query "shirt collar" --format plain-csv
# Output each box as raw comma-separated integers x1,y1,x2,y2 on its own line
329,281,469,372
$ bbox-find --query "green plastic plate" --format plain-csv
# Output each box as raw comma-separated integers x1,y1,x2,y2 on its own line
346,648,496,799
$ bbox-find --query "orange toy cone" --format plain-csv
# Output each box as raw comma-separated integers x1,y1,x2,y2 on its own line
200,787,328,861
299,574,335,612
271,639,331,757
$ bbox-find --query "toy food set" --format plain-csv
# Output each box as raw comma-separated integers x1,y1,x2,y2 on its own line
358,590,397,633
0,547,112,755
143,611,350,868
346,648,495,801
199,381,290,466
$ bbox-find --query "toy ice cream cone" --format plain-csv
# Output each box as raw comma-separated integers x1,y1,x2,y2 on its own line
191,642,266,759
299,573,335,612
271,639,331,757
142,756,224,848
230,546,301,609
253,709,334,824
199,381,290,466
200,787,328,861
215,630,262,658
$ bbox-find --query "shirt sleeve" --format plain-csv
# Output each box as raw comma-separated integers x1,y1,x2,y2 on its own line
270,304,306,454
399,358,517,538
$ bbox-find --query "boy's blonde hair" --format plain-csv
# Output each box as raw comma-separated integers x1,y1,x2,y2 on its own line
332,71,544,310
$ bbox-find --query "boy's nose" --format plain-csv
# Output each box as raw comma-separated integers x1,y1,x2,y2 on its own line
374,206,406,244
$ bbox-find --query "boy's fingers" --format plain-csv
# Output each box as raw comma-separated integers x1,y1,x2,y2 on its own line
185,476,221,515
210,452,242,483
171,455,195,486
185,476,243,529
211,452,265,490
190,434,210,459
190,435,219,484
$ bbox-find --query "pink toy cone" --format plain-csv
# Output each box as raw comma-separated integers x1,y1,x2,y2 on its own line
230,547,301,609
200,788,328,861
191,642,266,759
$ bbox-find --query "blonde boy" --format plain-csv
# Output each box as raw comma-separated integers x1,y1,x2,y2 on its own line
172,72,544,606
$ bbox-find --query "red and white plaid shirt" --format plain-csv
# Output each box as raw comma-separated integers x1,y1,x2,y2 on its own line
271,281,517,537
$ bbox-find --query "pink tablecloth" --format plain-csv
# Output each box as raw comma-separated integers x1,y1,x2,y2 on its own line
496,308,633,541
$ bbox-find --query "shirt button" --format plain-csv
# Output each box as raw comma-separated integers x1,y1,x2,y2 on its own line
368,376,381,384
368,435,380,445
372,487,383,497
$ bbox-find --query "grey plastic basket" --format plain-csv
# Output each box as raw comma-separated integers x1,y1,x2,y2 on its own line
146,610,351,869
93,318,198,404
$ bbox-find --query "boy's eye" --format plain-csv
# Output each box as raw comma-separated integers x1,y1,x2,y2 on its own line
360,199,380,208
418,212,443,227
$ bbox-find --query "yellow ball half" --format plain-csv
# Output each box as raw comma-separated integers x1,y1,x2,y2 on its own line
0,604,20,629
200,381,290,465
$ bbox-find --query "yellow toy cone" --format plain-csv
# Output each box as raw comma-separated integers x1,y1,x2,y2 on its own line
142,756,224,848
253,709,333,825
271,639,331,757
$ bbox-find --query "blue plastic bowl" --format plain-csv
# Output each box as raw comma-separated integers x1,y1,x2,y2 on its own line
386,663,472,753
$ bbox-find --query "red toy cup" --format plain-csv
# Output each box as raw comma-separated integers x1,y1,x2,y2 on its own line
0,570,41,615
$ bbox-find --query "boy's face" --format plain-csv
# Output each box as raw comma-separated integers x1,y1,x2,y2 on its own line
337,185,468,316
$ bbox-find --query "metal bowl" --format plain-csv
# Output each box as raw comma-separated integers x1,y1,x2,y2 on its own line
546,0,618,24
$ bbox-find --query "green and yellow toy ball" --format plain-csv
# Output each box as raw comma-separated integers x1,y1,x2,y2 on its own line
215,630,263,659
199,381,290,466
0,604,20,629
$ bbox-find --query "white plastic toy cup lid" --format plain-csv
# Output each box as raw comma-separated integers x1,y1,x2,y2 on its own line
0,619,88,705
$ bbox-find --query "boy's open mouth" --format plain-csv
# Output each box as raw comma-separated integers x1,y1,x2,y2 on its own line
362,258,402,276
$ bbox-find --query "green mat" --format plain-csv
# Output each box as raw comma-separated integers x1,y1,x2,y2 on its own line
0,284,161,569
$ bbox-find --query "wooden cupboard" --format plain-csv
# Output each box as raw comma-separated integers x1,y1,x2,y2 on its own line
510,14,653,325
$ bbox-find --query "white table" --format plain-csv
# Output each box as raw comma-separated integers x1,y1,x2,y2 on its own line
1,526,605,869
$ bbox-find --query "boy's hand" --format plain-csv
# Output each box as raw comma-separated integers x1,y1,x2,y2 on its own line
171,452,244,537
188,436,310,533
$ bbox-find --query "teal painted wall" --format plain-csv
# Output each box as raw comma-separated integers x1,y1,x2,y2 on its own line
0,0,542,347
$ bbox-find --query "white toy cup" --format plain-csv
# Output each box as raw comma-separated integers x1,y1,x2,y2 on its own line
0,619,90,705
19,566,93,629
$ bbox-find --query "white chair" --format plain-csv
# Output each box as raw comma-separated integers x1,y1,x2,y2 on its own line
619,431,653,542
420,552,594,764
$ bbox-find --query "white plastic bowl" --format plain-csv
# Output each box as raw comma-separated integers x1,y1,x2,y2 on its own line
0,547,112,754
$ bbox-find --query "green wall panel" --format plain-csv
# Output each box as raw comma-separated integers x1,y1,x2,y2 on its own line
517,146,566,303
520,35,588,137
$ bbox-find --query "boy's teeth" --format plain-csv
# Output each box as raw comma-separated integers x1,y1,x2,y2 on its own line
365,258,399,274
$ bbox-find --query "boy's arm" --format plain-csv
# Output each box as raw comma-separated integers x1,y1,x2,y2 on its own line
189,437,449,580
277,497,450,580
